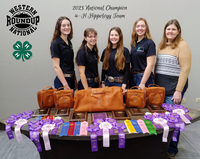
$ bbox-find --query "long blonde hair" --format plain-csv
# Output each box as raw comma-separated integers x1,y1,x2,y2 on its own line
159,19,182,50
131,18,153,47
75,28,99,63
103,27,125,71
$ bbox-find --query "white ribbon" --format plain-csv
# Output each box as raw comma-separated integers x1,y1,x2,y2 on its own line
99,122,112,147
54,116,62,120
153,118,169,142
173,109,191,124
14,119,28,142
41,124,55,151
145,112,152,115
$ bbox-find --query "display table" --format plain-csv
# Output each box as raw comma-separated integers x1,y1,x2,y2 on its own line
0,107,200,159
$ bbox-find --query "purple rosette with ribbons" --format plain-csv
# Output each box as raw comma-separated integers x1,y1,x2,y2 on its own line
99,122,112,147
93,118,104,136
105,118,117,135
29,120,40,127
20,114,31,120
113,123,126,148
144,113,155,121
23,110,34,116
29,123,43,152
51,119,64,135
87,124,100,152
157,113,168,120
40,119,52,125
5,117,17,140
11,113,22,119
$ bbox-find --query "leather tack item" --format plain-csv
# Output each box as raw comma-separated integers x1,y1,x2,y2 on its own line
146,84,165,105
54,87,74,109
125,86,146,108
37,86,56,109
73,86,124,112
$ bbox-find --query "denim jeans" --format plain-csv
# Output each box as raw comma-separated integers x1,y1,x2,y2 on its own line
129,72,154,88
167,87,187,154
78,80,99,90
54,76,75,90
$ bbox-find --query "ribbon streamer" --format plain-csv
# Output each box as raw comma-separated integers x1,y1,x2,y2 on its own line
130,119,143,133
99,122,112,147
14,119,28,142
173,109,191,124
137,119,149,134
42,124,55,151
124,120,137,133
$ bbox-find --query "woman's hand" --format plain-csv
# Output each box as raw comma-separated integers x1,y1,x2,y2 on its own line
101,84,105,88
172,90,182,104
139,83,145,90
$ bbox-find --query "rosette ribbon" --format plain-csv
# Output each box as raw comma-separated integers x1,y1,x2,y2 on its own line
105,118,117,135
173,109,191,124
153,118,169,142
29,123,42,152
94,119,104,136
130,120,143,133
41,124,55,151
124,119,137,133
144,120,157,135
51,119,64,135
99,122,112,147
74,122,81,136
137,119,149,134
80,121,88,136
20,114,31,120
23,110,34,116
114,123,126,148
6,117,17,139
87,124,100,152
14,119,28,142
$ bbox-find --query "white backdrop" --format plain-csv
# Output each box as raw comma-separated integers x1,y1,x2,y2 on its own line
0,0,199,119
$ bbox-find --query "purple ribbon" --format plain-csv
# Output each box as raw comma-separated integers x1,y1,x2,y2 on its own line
20,114,31,120
29,124,43,152
29,120,40,127
51,119,64,135
114,123,126,148
23,110,34,116
157,113,168,120
93,118,104,126
6,117,18,140
40,119,52,125
11,113,22,119
184,114,192,120
87,125,99,152
105,118,117,126
144,114,155,121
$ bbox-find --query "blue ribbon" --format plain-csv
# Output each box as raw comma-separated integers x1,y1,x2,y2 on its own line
74,122,81,136
130,119,143,133
59,122,69,137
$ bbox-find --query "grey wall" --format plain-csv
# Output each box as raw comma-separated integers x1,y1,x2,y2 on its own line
0,0,200,119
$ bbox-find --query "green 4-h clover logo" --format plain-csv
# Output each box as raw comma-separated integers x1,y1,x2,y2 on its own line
13,41,32,62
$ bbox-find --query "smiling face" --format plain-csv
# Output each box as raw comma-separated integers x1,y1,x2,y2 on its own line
109,29,120,48
165,24,180,43
135,20,146,38
84,32,97,47
60,19,71,36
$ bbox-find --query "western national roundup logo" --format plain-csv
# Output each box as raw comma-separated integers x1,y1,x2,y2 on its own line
6,4,40,36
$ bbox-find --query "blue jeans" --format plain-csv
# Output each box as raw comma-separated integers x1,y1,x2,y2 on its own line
54,76,75,90
166,87,187,154
129,72,154,88
78,80,99,90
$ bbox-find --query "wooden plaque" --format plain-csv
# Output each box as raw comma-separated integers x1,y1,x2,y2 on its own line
147,104,166,113
31,108,51,117
111,110,131,120
55,109,70,116
129,108,144,116
69,112,88,122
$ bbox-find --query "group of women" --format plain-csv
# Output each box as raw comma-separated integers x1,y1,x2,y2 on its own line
50,16,191,159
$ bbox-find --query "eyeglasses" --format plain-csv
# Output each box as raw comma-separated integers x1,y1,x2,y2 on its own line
87,36,97,39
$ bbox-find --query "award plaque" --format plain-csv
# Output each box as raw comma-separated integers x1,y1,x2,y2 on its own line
111,110,131,120
69,112,88,122
55,109,70,116
91,113,108,123
147,104,166,113
31,108,51,117
129,108,144,116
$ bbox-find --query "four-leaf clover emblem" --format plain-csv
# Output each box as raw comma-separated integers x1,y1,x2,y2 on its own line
13,41,32,62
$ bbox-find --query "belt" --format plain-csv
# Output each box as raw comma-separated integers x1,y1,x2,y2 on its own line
87,77,99,83
132,70,144,74
64,72,75,78
105,75,123,83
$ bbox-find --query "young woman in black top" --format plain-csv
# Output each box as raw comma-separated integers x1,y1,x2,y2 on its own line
50,16,77,90
101,27,131,93
76,28,100,90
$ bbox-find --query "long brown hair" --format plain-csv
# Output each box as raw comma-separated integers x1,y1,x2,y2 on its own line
159,19,182,50
50,16,73,45
103,27,125,71
75,28,99,63
131,18,153,47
